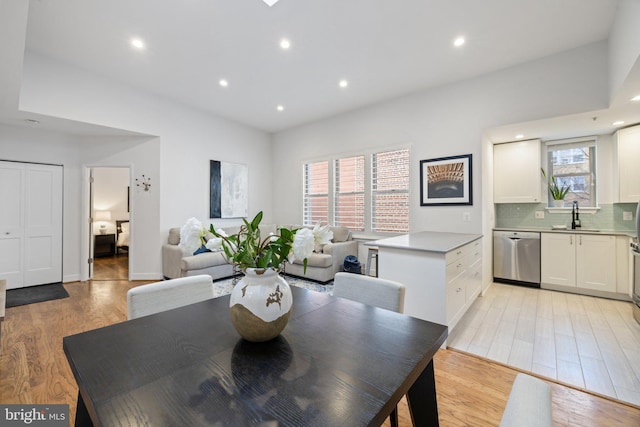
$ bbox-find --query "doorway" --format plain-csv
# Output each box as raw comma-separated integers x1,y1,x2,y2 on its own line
90,167,130,281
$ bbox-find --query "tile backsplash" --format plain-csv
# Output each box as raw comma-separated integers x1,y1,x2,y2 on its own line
495,203,638,234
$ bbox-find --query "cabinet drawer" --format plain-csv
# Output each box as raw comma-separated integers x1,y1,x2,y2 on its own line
466,261,482,302
446,257,467,282
446,275,466,323
446,245,467,265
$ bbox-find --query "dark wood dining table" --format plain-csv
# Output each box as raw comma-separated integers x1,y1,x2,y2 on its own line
64,286,447,426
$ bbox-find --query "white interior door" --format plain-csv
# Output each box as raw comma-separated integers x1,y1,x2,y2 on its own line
0,162,25,288
0,161,63,289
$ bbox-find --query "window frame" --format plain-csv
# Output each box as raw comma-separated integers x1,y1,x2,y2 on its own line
545,137,597,208
301,145,411,235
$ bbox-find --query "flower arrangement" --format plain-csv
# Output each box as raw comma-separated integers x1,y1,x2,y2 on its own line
206,211,332,273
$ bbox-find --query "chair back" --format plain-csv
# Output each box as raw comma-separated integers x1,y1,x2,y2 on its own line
332,272,405,313
127,274,214,319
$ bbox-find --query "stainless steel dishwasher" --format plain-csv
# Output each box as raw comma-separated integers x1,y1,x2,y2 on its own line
493,230,541,287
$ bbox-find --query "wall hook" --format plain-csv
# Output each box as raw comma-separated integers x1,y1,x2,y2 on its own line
136,174,151,192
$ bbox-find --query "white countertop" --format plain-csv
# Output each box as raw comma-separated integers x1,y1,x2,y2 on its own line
368,231,483,253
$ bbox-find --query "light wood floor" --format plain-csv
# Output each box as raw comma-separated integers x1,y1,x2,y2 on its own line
1,280,639,426
448,282,640,408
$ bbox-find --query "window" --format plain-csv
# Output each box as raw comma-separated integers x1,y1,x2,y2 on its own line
372,149,409,233
302,161,329,225
302,147,410,234
546,138,596,207
334,155,365,230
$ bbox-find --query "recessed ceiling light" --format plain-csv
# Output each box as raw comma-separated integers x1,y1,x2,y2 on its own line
339,80,348,88
277,105,284,112
453,36,465,47
263,0,279,6
280,39,291,50
631,95,640,102
131,38,145,49
219,79,228,87
515,134,524,139
613,120,625,126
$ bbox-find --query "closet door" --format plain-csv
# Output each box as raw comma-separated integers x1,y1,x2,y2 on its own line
0,161,62,289
0,162,24,288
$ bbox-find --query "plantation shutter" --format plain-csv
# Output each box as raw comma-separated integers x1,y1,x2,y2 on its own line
302,161,329,226
334,155,365,231
372,148,410,233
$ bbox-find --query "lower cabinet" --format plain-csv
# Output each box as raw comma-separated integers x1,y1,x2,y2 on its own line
445,238,483,326
541,233,617,293
377,236,483,332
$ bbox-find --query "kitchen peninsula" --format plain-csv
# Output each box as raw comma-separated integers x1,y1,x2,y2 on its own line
370,231,483,331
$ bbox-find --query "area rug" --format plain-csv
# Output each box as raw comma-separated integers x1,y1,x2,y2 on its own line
5,282,70,308
212,275,333,298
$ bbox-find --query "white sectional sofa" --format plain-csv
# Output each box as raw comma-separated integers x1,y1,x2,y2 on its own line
161,224,358,283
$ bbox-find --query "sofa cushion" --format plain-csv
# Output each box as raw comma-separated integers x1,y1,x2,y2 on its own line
292,252,332,268
168,228,181,245
331,226,350,242
181,252,228,270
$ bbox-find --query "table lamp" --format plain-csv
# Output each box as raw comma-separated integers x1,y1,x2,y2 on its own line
95,210,112,234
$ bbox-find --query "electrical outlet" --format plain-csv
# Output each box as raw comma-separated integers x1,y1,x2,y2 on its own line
463,212,471,222
535,211,544,219
623,211,633,221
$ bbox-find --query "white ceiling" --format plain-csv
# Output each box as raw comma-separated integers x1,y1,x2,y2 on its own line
18,0,634,135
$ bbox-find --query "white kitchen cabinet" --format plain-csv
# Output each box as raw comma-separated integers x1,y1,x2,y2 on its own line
374,233,483,332
614,124,640,203
576,234,616,292
541,233,576,287
494,139,542,203
541,232,616,293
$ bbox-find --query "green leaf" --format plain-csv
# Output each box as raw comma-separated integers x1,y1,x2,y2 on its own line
250,211,263,231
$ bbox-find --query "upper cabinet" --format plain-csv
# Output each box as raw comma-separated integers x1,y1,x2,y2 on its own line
494,139,542,203
614,124,640,203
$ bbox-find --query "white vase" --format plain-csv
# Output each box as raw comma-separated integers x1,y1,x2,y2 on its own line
553,199,565,208
229,268,292,342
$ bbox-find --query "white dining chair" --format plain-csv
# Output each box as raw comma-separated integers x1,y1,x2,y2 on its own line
332,272,406,427
127,274,215,320
332,272,405,313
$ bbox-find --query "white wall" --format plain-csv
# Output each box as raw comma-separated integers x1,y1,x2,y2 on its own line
273,42,609,233
92,167,130,235
10,52,273,281
608,0,640,100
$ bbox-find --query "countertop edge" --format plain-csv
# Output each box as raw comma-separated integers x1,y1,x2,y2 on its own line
368,232,483,253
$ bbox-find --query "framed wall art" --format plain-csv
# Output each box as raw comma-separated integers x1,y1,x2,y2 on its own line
210,160,249,218
420,154,472,206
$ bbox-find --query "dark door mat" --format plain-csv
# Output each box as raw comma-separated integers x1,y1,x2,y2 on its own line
5,282,69,308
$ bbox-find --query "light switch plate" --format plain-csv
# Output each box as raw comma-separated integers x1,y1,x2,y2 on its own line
535,211,544,219
463,212,471,222
623,211,633,221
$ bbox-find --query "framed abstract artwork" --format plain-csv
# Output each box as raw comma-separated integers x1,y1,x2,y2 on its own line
420,154,472,206
210,160,249,218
